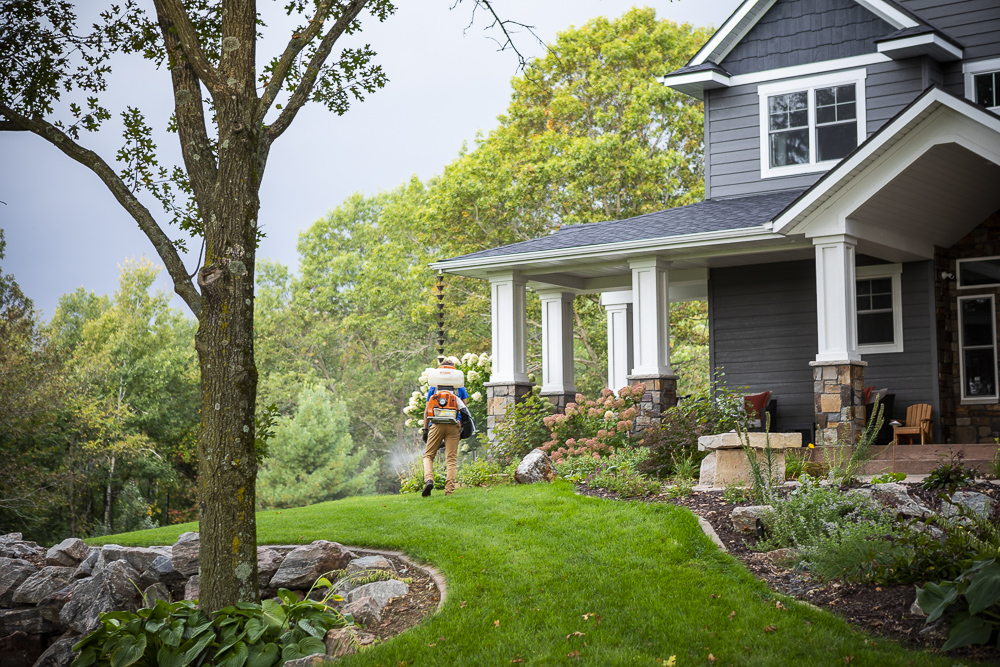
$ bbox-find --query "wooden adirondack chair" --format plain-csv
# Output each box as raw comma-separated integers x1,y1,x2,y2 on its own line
892,404,933,445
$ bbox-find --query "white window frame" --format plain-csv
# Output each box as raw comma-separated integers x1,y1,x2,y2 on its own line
963,58,1000,113
855,263,903,354
958,294,999,404
957,255,1000,289
758,69,868,179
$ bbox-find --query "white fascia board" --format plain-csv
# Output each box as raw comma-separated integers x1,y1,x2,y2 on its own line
728,53,891,87
854,0,919,29
877,34,963,62
689,0,769,67
430,227,788,275
773,89,1000,236
659,70,731,98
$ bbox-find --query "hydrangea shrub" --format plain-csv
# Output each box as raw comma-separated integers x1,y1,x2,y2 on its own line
539,384,646,462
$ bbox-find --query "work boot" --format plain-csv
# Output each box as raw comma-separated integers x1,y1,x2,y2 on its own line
422,481,433,497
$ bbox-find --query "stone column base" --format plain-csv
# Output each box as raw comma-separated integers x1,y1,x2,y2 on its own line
485,381,535,440
539,391,577,414
627,374,678,431
810,360,866,445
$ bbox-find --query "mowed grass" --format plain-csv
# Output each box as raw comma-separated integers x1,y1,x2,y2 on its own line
93,482,961,666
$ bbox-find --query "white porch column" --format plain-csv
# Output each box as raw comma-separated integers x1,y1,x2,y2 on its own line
629,257,672,376
813,235,861,362
601,291,634,391
537,290,576,395
488,271,529,383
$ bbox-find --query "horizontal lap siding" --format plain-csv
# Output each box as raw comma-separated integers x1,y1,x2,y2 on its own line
861,261,938,424
866,60,925,131
709,260,818,430
900,0,1000,61
721,0,892,75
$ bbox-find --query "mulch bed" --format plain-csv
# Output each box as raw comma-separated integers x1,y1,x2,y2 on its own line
578,481,1000,664
362,555,441,642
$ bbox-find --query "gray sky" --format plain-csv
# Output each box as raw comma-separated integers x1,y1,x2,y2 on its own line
0,0,739,319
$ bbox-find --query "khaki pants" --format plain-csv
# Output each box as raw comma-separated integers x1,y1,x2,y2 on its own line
424,421,460,494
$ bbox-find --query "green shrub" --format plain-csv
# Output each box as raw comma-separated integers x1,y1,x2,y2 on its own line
540,386,644,462
798,518,909,584
573,447,662,498
457,458,508,487
917,558,1000,651
722,484,751,503
398,457,446,494
487,393,553,465
921,449,978,492
784,449,809,481
73,580,349,667
871,472,906,484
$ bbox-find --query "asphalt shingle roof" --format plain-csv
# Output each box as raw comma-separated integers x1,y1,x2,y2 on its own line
446,189,806,263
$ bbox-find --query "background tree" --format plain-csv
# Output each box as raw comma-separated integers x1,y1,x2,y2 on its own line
256,383,377,509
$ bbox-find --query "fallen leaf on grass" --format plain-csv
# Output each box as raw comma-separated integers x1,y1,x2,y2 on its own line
460,601,466,608
763,625,777,633
708,654,717,663
663,657,676,666
775,601,784,610
428,643,436,647
510,659,524,664
566,632,585,640
566,651,580,658
728,611,736,620
709,594,719,599
582,612,596,620
494,620,500,627
844,657,854,664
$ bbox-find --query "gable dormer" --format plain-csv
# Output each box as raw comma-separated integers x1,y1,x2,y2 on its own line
660,0,997,199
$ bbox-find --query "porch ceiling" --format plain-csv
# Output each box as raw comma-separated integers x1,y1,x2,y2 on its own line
849,142,1000,253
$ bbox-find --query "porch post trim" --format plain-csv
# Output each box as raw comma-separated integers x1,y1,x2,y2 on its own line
601,291,634,392
537,289,576,395
814,234,861,363
629,257,672,376
488,271,529,383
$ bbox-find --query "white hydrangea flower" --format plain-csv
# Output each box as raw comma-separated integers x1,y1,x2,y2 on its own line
417,419,425,427
403,405,414,415
467,353,479,366
467,370,480,382
405,419,413,427
461,352,472,363
472,391,482,401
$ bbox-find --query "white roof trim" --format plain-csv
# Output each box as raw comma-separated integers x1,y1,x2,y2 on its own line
658,70,731,98
689,0,917,68
772,89,1000,236
431,226,791,273
877,33,963,62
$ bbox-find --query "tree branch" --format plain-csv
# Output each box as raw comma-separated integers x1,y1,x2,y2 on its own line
265,0,370,142
0,122,27,131
0,105,203,317
153,0,223,91
257,0,336,125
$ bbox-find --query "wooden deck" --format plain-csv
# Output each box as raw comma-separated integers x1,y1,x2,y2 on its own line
807,443,999,475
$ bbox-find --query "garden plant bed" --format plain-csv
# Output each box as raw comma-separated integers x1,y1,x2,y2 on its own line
577,481,1000,664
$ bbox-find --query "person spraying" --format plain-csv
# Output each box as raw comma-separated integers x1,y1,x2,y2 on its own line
422,356,475,496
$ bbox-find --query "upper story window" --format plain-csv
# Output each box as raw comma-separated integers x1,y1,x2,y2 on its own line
758,69,867,179
964,59,1000,112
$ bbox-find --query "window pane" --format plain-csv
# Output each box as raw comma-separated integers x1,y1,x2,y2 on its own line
769,113,788,130
856,280,871,297
858,311,894,345
789,91,808,109
789,109,808,128
870,278,892,294
770,128,809,166
960,258,1000,287
964,348,997,397
836,84,855,103
817,105,836,124
768,95,787,114
975,72,997,108
871,294,893,310
961,298,995,347
817,122,857,161
837,102,856,121
816,87,835,106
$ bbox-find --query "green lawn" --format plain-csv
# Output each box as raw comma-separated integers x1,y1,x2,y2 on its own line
95,482,966,666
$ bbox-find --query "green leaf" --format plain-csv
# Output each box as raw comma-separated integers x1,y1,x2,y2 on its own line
180,631,215,667
145,618,166,633
965,562,1000,615
160,620,184,648
941,612,994,651
297,618,322,638
280,643,304,662
298,636,326,655
247,642,279,667
277,589,298,606
916,582,958,623
70,647,97,667
245,618,267,645
110,634,147,667
216,640,249,667
261,599,286,633
156,646,184,667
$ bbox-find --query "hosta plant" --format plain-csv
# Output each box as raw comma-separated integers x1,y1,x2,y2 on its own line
72,577,351,667
916,558,1000,651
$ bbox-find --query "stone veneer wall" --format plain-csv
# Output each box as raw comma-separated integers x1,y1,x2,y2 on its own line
484,382,534,440
811,361,866,445
935,211,1000,444
627,374,678,430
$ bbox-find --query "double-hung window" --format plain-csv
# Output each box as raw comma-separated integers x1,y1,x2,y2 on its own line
855,264,903,354
958,295,998,403
758,69,867,178
964,58,1000,112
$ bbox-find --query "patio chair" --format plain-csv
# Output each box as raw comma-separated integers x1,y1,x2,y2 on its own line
744,391,776,432
892,403,933,445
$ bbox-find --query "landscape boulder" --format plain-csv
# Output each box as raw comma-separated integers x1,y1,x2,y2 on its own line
45,538,89,568
341,596,381,626
98,544,160,575
345,555,396,579
730,506,773,534
141,554,183,585
59,560,142,634
36,585,74,625
345,579,408,610
323,626,376,658
0,557,38,607
0,535,44,562
257,547,286,588
0,607,59,635
184,575,200,601
142,583,171,608
74,549,100,579
869,483,931,517
12,566,76,605
269,541,356,589
171,532,200,577
32,632,80,667
0,630,47,667
942,491,993,519
514,449,557,484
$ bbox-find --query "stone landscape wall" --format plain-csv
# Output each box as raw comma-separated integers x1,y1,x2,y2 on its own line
0,532,418,667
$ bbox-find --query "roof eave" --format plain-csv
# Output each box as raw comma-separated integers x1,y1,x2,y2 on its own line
659,70,731,99
876,33,963,62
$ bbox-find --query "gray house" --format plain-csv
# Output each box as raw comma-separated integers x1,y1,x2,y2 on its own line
432,0,1000,447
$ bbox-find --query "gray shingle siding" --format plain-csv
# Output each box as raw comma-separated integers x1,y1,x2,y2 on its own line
901,0,1000,61
720,0,893,75
709,257,939,435
706,58,929,198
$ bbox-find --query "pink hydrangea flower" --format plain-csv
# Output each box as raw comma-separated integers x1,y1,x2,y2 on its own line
601,388,613,398
603,410,615,421
575,393,587,404
566,438,576,447
597,429,608,438
616,421,628,432
626,419,634,430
